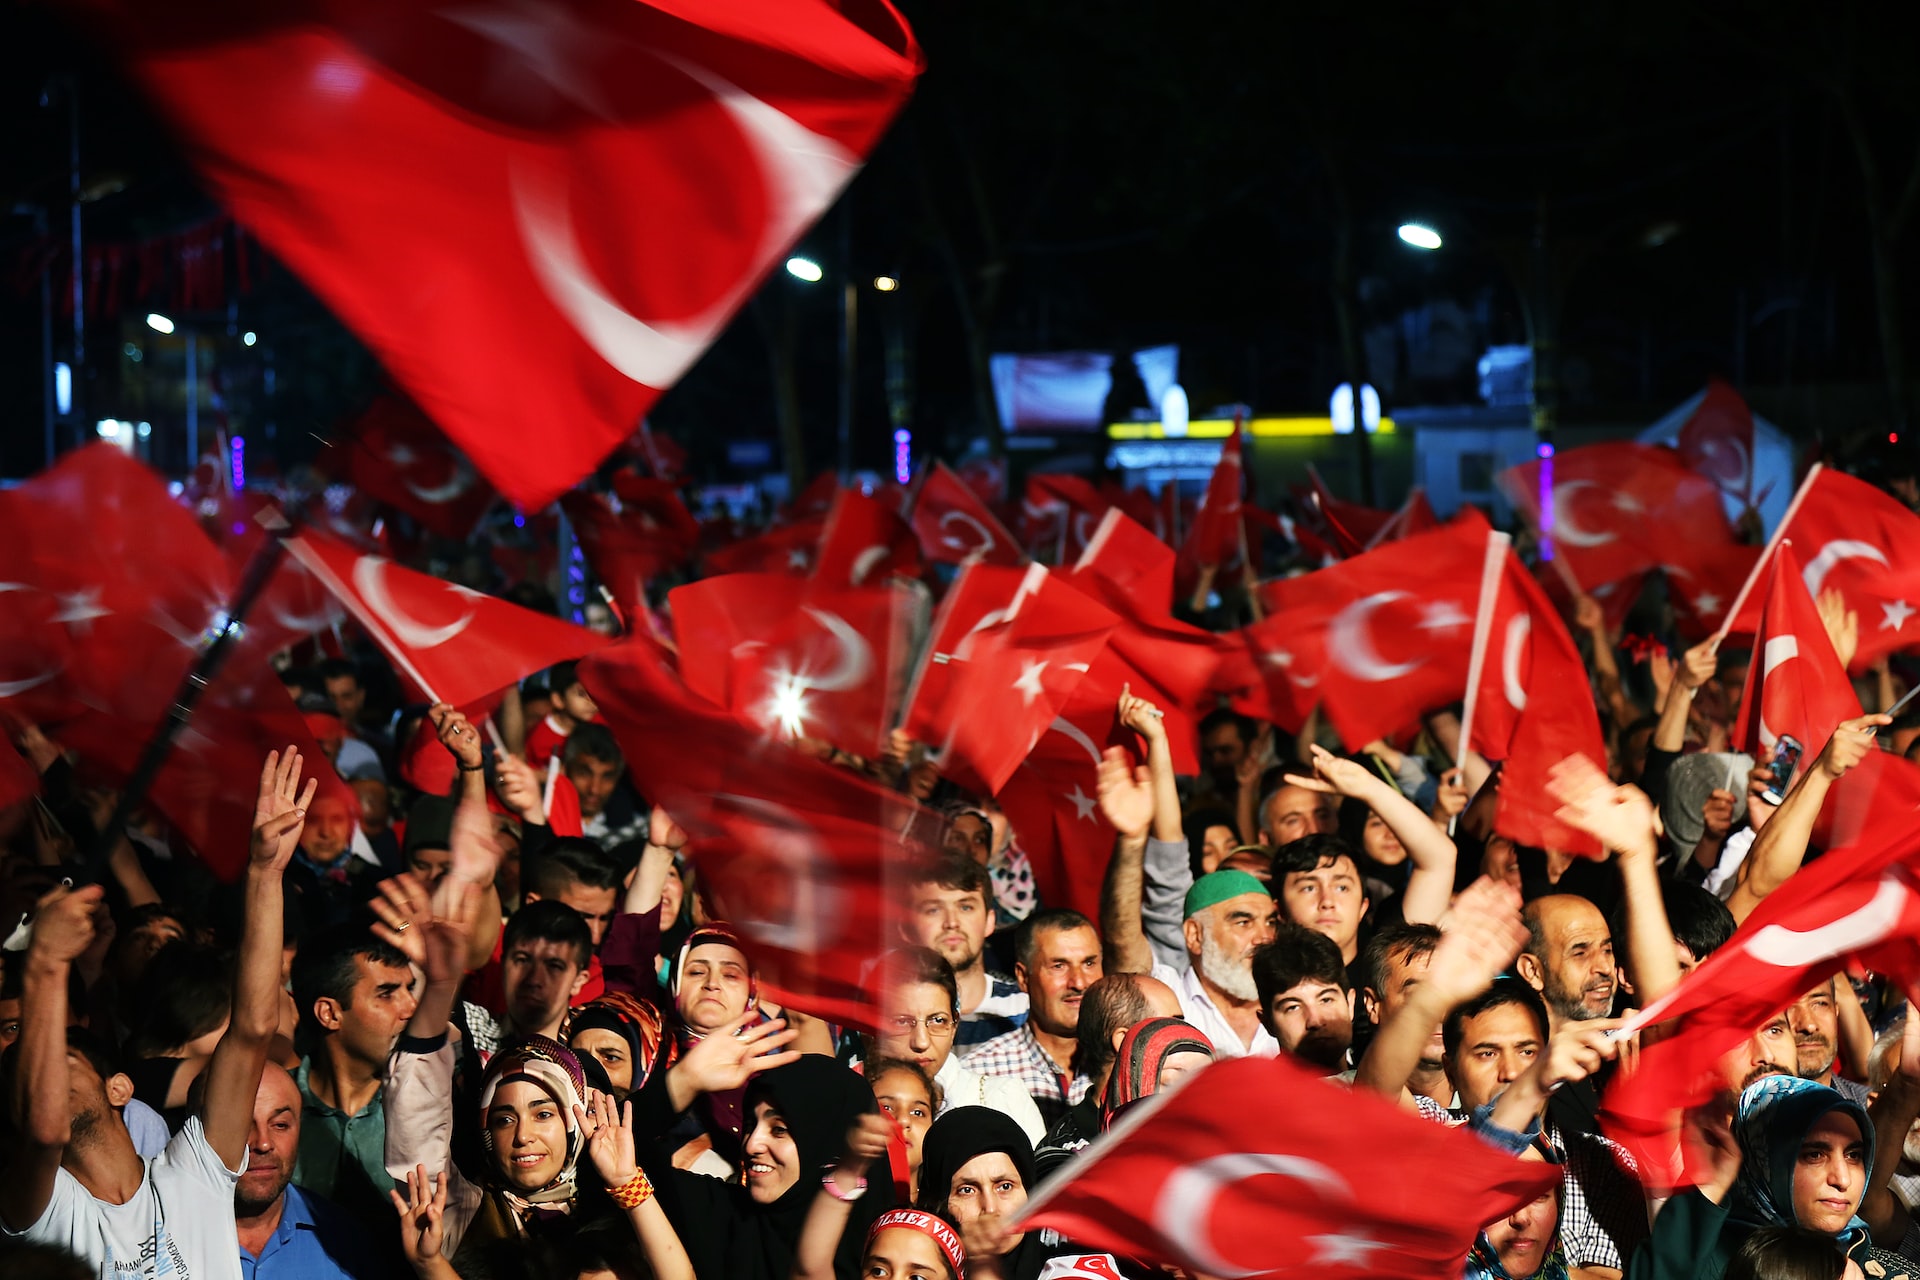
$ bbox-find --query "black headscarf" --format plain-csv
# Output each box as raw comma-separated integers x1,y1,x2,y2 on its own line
917,1106,1045,1280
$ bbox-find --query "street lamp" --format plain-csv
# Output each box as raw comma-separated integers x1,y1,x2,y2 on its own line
146,312,176,334
1397,223,1443,251
873,275,899,292
785,256,823,283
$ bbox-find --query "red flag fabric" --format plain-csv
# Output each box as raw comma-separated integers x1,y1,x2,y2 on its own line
999,718,1119,923
812,488,922,591
911,462,1025,568
96,1,921,510
1665,542,1763,642
702,518,825,577
580,636,932,1029
1365,487,1441,549
1730,542,1863,760
285,528,610,707
1183,417,1244,567
560,487,698,618
321,395,497,539
1498,442,1737,591
195,490,348,660
1297,468,1391,557
1676,377,1758,509
1603,756,1920,1187
1724,469,1920,671
900,562,1116,795
1023,474,1111,562
1470,558,1608,856
669,574,908,757
1015,1054,1559,1280
1249,514,1492,746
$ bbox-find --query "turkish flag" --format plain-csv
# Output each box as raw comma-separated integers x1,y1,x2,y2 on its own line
580,635,933,1030
999,729,1117,923
1676,377,1758,509
702,517,826,577
1665,541,1763,642
1499,442,1738,592
1365,487,1442,548
1730,542,1862,761
912,462,1025,568
1023,474,1111,562
669,574,909,757
284,528,611,707
1015,1054,1559,1279
1603,755,1920,1188
629,419,687,483
93,1,921,510
1251,513,1494,747
1183,416,1245,568
193,490,347,660
320,395,497,539
900,561,1116,795
1470,557,1608,856
1109,486,1172,547
812,487,922,591
1297,468,1391,558
560,486,698,618
1724,469,1920,671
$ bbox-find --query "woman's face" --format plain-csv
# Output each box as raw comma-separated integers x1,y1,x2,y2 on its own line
571,1027,633,1094
946,1151,1026,1243
872,1069,935,1176
862,1227,952,1280
1485,1184,1557,1279
1481,836,1521,890
742,1099,801,1204
1156,1050,1212,1091
1200,825,1237,874
486,1080,570,1191
1792,1111,1867,1234
1362,811,1406,866
678,943,752,1033
658,869,686,931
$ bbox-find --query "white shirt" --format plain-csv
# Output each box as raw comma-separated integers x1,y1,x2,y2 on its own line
5,1115,245,1280
1703,827,1757,899
1150,961,1280,1060
934,1053,1047,1145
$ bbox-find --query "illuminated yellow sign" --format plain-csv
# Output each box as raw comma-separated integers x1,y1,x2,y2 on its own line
1104,416,1397,440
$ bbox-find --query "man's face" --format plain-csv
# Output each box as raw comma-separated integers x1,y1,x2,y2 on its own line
301,795,355,865
1718,1013,1797,1092
236,1066,302,1217
0,996,20,1052
1261,785,1337,847
537,882,616,948
308,717,345,763
1365,945,1444,1067
64,1050,118,1137
350,778,390,835
1278,856,1368,959
565,754,621,819
942,815,993,866
875,981,958,1076
324,675,365,727
322,956,418,1065
1447,1003,1545,1112
1524,898,1617,1024
1202,725,1247,783
1264,978,1354,1071
1188,892,1278,1003
1786,979,1840,1082
502,938,586,1036
1018,925,1103,1037
904,882,993,975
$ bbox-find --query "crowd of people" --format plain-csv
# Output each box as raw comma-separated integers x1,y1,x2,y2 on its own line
2,464,1920,1280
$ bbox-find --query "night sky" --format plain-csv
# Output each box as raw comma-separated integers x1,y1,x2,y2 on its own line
2,0,1916,485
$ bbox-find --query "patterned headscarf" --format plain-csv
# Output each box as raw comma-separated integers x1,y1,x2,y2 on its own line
477,1036,589,1220
570,990,676,1096
1464,1138,1570,1280
1100,1017,1214,1131
1729,1074,1874,1244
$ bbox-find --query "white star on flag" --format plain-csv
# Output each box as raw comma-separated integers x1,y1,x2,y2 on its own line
1066,784,1098,821
1883,599,1917,632
1692,592,1721,615
1306,1232,1391,1267
1612,491,1644,514
1012,658,1049,706
53,587,111,632
1417,600,1471,632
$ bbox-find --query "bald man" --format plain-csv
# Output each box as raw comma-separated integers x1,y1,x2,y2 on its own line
1515,895,1618,1139
1033,973,1185,1176
235,1063,391,1280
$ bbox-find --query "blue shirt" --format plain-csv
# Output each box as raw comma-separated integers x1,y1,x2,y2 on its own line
239,1184,386,1280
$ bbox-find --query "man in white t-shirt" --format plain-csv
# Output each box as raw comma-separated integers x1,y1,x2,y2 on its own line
1,749,310,1279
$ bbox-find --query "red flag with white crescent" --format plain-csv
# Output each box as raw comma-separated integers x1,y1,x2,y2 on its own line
911,462,1025,569
1729,541,1862,761
1675,377,1757,509
320,395,498,539
812,487,922,591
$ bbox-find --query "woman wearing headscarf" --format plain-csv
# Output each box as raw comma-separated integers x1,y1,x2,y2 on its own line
1099,1017,1214,1131
1625,1075,1890,1280
570,989,675,1100
1464,1141,1572,1280
917,1106,1045,1280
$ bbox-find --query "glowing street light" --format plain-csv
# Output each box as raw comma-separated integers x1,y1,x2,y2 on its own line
146,312,176,334
785,256,824,283
242,331,257,347
873,275,899,292
1396,223,1443,251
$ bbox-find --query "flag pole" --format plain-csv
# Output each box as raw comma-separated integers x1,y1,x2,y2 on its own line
1455,530,1513,781
82,519,291,883
1711,462,1823,646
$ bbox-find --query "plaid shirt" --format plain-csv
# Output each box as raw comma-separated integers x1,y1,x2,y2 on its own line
1552,1122,1647,1271
958,1022,1089,1126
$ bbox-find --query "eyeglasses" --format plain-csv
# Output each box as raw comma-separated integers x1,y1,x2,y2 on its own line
886,1013,956,1037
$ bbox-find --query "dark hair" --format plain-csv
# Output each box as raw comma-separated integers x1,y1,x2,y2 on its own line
1198,709,1254,745
124,943,234,1058
549,661,581,695
502,899,594,970
1075,973,1156,1083
1014,908,1095,971
314,657,362,689
64,1026,124,1084
1663,882,1737,965
863,1054,942,1112
1442,977,1550,1063
290,925,411,1034
1251,924,1348,1008
562,722,623,771
1723,1226,1847,1280
1270,833,1362,881
525,837,622,900
884,947,959,1014
1182,806,1237,876
1359,923,1441,1003
904,855,992,901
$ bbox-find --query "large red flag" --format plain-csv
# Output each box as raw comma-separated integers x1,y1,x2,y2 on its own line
1603,756,1920,1187
1730,542,1862,761
1023,474,1111,562
320,395,497,539
1015,1054,1558,1279
911,462,1025,568
1182,416,1244,567
285,528,611,707
999,716,1119,922
1724,469,1920,671
811,487,922,591
1676,377,1758,510
580,636,931,1030
899,562,1116,795
92,1,922,509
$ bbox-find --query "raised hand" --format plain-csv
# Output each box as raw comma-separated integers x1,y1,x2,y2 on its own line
1425,877,1528,1007
648,804,688,853
1646,647,1676,704
1430,769,1469,823
576,1089,639,1188
669,1014,801,1100
492,752,546,825
1536,1018,1625,1094
1573,594,1605,635
1745,764,1777,830
1701,789,1736,840
1116,683,1167,745
1547,755,1658,863
1284,743,1378,800
1681,1094,1742,1205
420,877,482,985
390,1164,448,1266
447,784,504,888
428,702,483,772
1677,639,1718,691
1095,746,1153,841
370,873,432,968
1815,714,1892,782
28,884,105,964
250,747,319,874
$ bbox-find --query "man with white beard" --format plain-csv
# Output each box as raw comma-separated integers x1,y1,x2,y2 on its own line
1144,870,1281,1058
